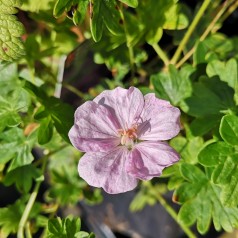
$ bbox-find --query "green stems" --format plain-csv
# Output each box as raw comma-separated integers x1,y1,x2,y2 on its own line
17,155,48,238
142,182,196,238
155,193,197,238
176,0,235,68
62,82,85,98
170,0,212,65
17,181,42,238
151,43,169,66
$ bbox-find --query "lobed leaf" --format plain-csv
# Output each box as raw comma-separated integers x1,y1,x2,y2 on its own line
3,165,41,193
175,164,238,233
90,0,123,42
0,198,24,237
47,216,93,238
198,136,238,207
151,64,193,106
0,127,37,171
24,81,74,143
181,76,235,118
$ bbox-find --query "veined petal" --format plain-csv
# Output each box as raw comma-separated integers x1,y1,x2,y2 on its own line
78,147,138,194
138,93,181,141
94,87,144,130
69,101,121,152
127,141,180,180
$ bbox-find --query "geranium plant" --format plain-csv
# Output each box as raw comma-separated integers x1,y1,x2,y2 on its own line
1,0,238,237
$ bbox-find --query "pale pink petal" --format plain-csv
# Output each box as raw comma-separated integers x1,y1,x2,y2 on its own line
69,101,121,152
138,93,181,140
127,141,180,180
94,87,144,130
78,147,138,194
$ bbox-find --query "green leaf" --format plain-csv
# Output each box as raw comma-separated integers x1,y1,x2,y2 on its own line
0,127,37,171
65,216,81,238
47,216,91,238
48,166,86,205
47,97,74,143
193,41,207,66
136,0,183,45
170,136,204,164
90,0,123,42
38,116,54,145
0,87,30,132
0,0,25,61
163,3,188,30
0,63,18,95
0,198,24,237
24,81,74,143
151,64,193,105
190,115,220,136
73,0,89,25
0,196,40,237
198,140,238,207
175,164,238,233
76,232,95,238
206,59,238,92
118,0,138,8
198,141,234,167
53,0,89,25
220,115,238,146
3,165,41,193
207,58,238,104
53,0,72,17
181,76,235,117
48,217,64,238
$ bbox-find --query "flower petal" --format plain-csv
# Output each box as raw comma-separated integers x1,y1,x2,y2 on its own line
69,101,121,152
138,93,181,140
78,147,138,194
94,87,144,130
127,141,180,180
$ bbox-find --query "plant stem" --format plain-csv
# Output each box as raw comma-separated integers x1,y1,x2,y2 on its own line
176,0,235,68
155,193,197,238
170,0,212,65
62,82,85,98
25,222,32,238
220,0,238,23
17,183,41,238
17,156,48,238
151,43,170,66
199,0,233,41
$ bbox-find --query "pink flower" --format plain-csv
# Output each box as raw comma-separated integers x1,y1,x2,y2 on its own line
69,87,181,194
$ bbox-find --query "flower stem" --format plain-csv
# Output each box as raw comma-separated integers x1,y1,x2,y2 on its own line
170,0,212,65
151,43,170,66
155,193,197,238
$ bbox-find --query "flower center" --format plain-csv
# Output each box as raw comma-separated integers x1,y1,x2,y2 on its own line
118,125,138,148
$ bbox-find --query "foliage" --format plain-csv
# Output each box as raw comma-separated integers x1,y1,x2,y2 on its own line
47,216,95,238
1,0,238,237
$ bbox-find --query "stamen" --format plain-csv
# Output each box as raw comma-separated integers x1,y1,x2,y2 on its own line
118,125,138,148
